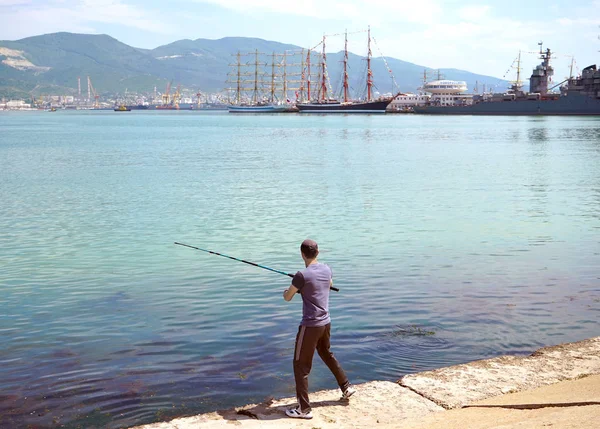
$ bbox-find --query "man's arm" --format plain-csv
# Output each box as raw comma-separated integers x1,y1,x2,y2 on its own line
283,284,298,301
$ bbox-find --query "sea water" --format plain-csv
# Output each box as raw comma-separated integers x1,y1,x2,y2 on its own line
1,110,599,428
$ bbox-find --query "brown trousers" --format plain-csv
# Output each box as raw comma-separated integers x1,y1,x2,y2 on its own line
293,323,349,413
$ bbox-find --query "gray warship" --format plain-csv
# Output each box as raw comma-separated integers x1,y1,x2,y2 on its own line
413,45,600,115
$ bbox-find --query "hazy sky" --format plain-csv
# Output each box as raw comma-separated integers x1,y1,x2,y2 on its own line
1,0,598,80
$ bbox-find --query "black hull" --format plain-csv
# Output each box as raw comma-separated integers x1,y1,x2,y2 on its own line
296,99,391,113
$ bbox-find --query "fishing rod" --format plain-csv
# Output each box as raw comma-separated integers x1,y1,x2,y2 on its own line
174,242,340,292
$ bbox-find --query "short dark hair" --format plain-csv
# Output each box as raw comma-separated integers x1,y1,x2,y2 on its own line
300,239,319,259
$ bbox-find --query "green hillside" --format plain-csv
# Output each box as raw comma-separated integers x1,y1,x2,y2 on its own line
0,32,509,99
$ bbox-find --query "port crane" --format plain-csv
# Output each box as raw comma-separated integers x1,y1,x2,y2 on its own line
162,81,172,106
172,84,181,109
87,76,100,108
158,81,181,109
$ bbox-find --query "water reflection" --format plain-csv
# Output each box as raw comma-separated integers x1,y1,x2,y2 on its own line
363,128,373,144
527,127,549,143
524,132,550,222
339,128,349,141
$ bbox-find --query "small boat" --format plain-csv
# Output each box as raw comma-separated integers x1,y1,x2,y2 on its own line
114,105,131,112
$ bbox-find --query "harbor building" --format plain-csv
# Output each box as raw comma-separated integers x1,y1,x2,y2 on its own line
423,80,473,106
388,80,472,110
388,93,431,110
0,100,33,110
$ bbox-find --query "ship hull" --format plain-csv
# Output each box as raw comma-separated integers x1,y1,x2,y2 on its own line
413,93,600,115
152,103,195,110
192,103,228,110
228,104,289,113
296,99,391,113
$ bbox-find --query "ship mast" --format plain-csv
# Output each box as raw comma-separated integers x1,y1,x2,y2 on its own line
253,49,260,104
271,52,276,103
299,48,305,102
236,51,242,104
516,50,522,87
321,34,328,102
343,29,349,102
569,56,575,80
510,50,523,93
282,53,288,102
307,49,311,101
226,51,252,105
367,26,373,102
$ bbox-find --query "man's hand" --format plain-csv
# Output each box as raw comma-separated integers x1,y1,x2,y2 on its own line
283,284,298,301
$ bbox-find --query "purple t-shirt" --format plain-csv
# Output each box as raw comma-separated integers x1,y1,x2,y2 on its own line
292,263,332,327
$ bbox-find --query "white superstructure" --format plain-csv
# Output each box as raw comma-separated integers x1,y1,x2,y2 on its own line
422,80,473,106
388,80,474,110
422,80,468,94
389,93,431,110
1,100,33,110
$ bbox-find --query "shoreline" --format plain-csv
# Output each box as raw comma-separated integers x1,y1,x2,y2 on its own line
131,336,600,428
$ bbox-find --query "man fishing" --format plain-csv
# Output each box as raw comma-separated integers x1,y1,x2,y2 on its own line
282,239,355,419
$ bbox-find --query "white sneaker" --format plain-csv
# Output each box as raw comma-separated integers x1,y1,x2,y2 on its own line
342,385,356,399
285,406,313,419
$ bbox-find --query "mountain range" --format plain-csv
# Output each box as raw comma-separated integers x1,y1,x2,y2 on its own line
0,32,509,100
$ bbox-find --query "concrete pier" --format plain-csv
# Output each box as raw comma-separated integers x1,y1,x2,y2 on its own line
131,337,600,429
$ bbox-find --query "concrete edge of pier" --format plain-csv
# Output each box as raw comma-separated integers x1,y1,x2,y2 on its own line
131,336,600,429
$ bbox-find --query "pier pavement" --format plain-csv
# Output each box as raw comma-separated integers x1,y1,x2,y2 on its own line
132,337,600,429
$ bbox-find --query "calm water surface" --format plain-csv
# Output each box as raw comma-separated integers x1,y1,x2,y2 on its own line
1,111,599,428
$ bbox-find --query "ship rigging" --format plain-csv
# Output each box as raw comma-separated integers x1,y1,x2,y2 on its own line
296,26,398,113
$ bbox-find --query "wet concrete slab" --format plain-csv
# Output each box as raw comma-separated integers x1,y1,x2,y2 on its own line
399,336,600,409
131,381,443,428
131,336,600,428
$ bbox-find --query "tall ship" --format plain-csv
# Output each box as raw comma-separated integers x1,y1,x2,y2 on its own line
226,50,293,113
296,27,396,113
413,43,600,115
